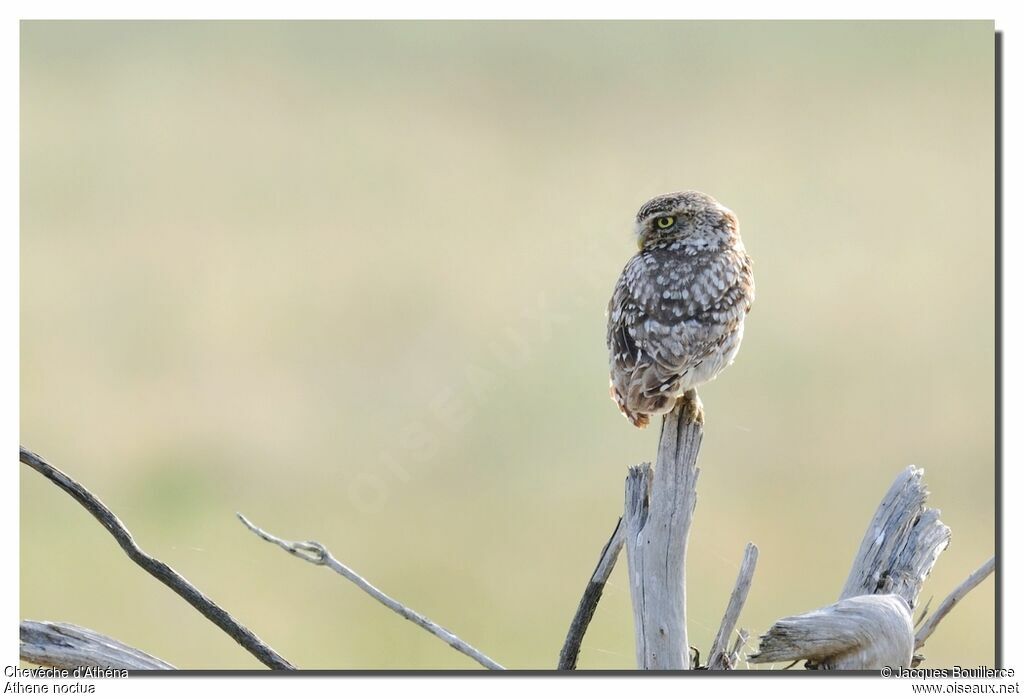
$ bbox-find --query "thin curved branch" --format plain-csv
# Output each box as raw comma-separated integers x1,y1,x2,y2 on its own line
915,556,995,649
558,517,625,670
20,446,294,670
237,513,504,670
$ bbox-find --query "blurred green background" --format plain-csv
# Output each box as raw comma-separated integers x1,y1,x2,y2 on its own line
20,21,995,670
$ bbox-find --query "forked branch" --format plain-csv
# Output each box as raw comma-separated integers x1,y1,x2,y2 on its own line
237,513,504,670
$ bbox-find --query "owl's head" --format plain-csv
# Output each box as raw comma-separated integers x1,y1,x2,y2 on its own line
633,190,739,252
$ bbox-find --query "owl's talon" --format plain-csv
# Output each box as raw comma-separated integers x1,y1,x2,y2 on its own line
678,389,704,425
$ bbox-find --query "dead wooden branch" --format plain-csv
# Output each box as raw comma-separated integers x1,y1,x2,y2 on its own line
915,556,996,649
707,542,759,670
236,513,503,670
558,517,625,670
749,594,915,670
23,413,991,672
750,466,990,670
624,390,703,670
20,620,176,670
841,465,951,607
19,447,294,670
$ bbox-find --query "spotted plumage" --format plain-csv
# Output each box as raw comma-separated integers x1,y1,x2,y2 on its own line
606,191,754,428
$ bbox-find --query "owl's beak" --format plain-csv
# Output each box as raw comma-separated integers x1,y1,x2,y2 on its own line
634,226,647,250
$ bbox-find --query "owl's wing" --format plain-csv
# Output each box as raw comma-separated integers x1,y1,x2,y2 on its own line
606,260,701,421
632,250,753,372
607,250,753,419
630,316,707,399
607,257,699,370
606,285,641,372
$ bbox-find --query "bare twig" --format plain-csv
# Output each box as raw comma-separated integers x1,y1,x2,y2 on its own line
915,556,995,649
727,629,749,669
624,390,703,670
20,620,176,670
841,465,951,609
708,542,759,670
558,517,625,670
915,597,934,628
237,513,503,670
19,447,294,670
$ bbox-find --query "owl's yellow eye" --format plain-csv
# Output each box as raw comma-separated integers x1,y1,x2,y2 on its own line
655,216,675,229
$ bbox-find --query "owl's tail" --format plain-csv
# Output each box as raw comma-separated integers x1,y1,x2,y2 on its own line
610,384,650,429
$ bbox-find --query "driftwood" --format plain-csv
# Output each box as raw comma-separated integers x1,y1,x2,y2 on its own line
623,391,703,670
750,594,915,669
841,466,951,606
20,621,176,670
750,466,992,670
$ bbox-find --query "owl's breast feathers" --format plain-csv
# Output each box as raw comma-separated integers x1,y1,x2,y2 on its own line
606,245,754,427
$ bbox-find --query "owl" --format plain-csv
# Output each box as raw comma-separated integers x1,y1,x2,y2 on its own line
606,191,754,428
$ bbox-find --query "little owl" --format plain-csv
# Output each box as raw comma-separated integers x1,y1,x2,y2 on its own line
606,191,754,428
